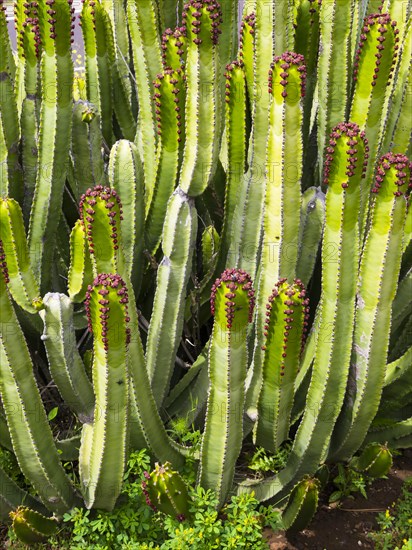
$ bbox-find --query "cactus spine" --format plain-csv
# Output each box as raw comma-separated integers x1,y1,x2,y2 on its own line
198,269,255,508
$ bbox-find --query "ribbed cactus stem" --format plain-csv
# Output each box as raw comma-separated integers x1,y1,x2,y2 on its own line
141,462,193,521
350,12,399,228
68,219,93,303
216,60,247,273
198,268,255,508
27,0,74,292
330,153,411,461
0,271,78,514
79,185,126,276
238,12,255,102
282,476,320,532
237,123,366,503
178,0,222,196
79,273,130,510
108,140,144,292
256,279,309,451
246,52,306,421
145,68,186,252
10,506,59,545
0,198,41,313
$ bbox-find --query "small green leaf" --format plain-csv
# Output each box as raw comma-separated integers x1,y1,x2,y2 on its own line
47,407,58,421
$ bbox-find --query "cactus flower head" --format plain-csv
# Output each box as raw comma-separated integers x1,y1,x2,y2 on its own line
182,0,222,46
141,462,193,521
269,51,307,100
323,122,369,190
210,268,255,330
372,153,411,198
85,273,131,351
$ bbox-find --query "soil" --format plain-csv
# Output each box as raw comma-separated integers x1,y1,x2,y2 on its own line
263,449,412,550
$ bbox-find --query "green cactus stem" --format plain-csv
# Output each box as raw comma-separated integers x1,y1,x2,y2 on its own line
317,0,354,176
237,122,366,503
218,0,238,69
80,0,113,146
246,52,306,421
363,417,412,448
79,273,130,510
10,506,59,545
79,185,126,276
108,140,144,292
178,0,222,197
330,153,411,462
0,271,78,514
141,462,193,521
27,0,74,293
68,219,94,303
162,26,187,70
216,60,247,274
237,12,255,103
146,188,197,407
255,279,309,451
350,443,393,478
296,187,325,286
350,12,399,228
71,101,106,199
274,0,295,55
128,0,162,204
145,68,186,253
198,268,255,508
39,293,94,421
380,346,412,414
379,19,411,156
0,198,41,313
282,476,320,532
0,1,22,203
234,1,274,278
0,467,48,521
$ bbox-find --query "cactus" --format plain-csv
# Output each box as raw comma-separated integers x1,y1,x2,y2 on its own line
79,273,130,510
198,268,255,508
141,462,193,521
282,476,320,532
330,153,411,461
350,443,393,478
255,279,309,451
10,506,59,545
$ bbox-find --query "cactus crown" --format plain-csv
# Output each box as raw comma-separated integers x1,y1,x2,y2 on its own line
353,12,399,86
161,27,187,70
372,153,412,197
224,60,244,104
268,52,307,98
263,278,309,368
210,268,255,330
182,0,222,46
85,273,131,351
14,0,41,61
323,122,369,189
153,68,185,145
79,185,123,255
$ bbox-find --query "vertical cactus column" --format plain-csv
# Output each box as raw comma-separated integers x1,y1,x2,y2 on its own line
246,52,306,420
127,0,162,204
27,0,74,292
79,274,130,510
317,0,354,176
330,153,411,461
145,68,186,253
255,279,309,451
349,12,399,229
0,271,78,514
198,269,255,508
238,123,367,502
178,0,222,197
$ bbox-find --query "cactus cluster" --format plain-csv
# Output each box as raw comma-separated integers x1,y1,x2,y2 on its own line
0,0,411,538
